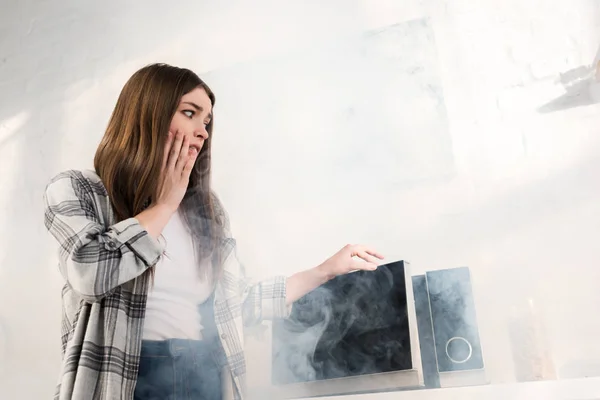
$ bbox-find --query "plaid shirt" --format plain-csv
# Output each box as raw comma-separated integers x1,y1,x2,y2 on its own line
43,169,290,400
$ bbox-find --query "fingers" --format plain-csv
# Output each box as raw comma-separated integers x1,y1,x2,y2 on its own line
363,248,385,260
164,130,197,185
346,244,384,271
349,257,378,271
175,135,190,171
182,148,198,178
167,131,183,171
162,131,174,173
347,244,384,260
357,250,383,266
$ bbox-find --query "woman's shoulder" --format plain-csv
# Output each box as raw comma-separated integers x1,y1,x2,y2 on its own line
45,169,107,199
48,168,101,182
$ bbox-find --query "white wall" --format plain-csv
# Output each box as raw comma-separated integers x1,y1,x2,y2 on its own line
1,0,599,398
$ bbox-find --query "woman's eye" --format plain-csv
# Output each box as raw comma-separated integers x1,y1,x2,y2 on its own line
183,110,194,118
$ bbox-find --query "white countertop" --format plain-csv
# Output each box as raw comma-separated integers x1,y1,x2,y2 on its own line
276,378,600,400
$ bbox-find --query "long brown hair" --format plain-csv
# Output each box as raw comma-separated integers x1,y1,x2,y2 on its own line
94,63,227,279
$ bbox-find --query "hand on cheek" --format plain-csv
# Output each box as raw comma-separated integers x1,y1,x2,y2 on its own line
154,131,198,212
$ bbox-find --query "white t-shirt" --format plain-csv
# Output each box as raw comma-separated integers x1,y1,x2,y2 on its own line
142,211,214,340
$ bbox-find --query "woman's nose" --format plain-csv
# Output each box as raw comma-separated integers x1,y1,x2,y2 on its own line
195,128,208,140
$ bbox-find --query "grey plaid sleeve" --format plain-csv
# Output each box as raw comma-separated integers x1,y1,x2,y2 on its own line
43,171,164,302
218,199,292,325
222,245,290,326
241,275,292,326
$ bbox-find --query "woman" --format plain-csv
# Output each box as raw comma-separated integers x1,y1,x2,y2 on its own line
43,63,383,400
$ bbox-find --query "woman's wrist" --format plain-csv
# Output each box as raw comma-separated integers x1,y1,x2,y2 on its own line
152,201,178,215
135,203,175,239
314,263,335,285
286,264,334,305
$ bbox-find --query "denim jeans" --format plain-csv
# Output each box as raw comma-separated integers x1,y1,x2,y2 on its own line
134,338,224,400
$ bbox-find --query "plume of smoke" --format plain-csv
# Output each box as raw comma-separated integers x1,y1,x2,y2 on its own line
272,264,413,386
272,284,335,383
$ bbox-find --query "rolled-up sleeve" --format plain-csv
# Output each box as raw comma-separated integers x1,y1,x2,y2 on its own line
219,237,291,327
241,275,291,326
43,171,164,302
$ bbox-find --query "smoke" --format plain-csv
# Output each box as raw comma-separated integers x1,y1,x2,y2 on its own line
272,263,413,386
271,264,488,396
272,285,334,383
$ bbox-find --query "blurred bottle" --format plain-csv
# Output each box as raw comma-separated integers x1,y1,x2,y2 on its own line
508,298,557,382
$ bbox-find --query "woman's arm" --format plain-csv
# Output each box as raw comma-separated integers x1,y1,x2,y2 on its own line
285,244,383,305
285,265,330,305
43,171,168,303
136,204,174,239
216,198,384,326
229,240,383,327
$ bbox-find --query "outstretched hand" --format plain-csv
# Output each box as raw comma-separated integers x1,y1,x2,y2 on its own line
286,244,385,305
317,244,385,280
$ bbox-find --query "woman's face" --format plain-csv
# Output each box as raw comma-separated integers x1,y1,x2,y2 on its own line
169,87,213,155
